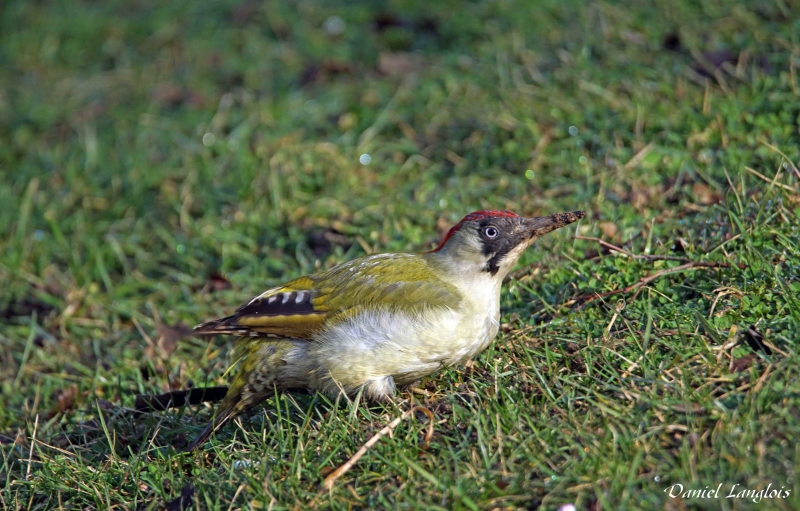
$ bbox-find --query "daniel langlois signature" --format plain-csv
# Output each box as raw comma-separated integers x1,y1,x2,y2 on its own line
664,483,792,503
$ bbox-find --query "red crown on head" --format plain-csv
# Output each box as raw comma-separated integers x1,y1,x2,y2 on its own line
429,210,520,252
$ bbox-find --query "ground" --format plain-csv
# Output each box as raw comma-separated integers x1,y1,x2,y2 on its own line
1,0,799,509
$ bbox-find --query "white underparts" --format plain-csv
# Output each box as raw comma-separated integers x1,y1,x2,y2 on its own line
294,275,502,400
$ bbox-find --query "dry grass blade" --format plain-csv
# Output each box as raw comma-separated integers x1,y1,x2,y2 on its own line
744,166,798,193
623,142,654,171
506,235,641,283
322,406,435,490
26,414,39,481
575,261,728,306
574,235,692,263
569,237,743,306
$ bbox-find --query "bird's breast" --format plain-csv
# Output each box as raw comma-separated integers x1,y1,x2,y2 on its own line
309,297,500,389
442,285,500,365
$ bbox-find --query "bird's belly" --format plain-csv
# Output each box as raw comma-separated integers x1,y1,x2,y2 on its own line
308,306,498,393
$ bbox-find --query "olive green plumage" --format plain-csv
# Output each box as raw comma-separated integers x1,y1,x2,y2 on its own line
195,253,461,338
187,253,463,450
188,210,585,450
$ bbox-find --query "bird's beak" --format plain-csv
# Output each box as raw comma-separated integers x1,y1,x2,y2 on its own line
519,211,586,239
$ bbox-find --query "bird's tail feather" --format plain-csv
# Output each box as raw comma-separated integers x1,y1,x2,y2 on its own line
193,315,254,336
185,404,236,451
185,341,282,451
185,387,274,451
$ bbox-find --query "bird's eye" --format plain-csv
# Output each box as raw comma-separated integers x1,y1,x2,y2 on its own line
484,226,499,238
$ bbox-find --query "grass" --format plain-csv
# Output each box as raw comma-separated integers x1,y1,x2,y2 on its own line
2,0,800,509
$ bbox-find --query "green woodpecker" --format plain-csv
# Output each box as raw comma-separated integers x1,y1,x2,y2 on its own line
188,209,585,450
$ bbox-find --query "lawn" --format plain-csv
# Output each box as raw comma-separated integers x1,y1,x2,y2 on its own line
2,0,799,509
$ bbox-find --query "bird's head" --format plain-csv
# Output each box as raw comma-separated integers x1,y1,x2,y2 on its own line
428,209,586,279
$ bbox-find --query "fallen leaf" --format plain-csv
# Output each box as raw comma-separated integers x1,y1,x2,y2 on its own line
231,1,259,25
299,59,354,86
373,13,439,35
156,323,193,358
692,183,721,205
621,30,645,45
96,399,116,413
378,52,424,76
705,50,738,68
52,385,79,413
730,354,757,373
207,272,232,291
151,83,186,108
664,495,687,511
598,221,618,239
171,432,188,450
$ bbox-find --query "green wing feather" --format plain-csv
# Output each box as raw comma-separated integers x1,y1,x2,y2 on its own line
193,253,461,338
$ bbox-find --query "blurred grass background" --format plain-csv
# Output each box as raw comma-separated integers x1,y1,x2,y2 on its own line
1,0,800,509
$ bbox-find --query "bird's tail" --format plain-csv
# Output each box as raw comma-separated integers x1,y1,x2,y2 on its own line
185,340,283,451
193,315,260,337
185,399,239,451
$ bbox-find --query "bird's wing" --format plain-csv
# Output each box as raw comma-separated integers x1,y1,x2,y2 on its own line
313,253,461,317
193,276,326,338
193,253,462,338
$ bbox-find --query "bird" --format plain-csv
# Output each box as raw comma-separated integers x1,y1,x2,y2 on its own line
187,209,585,450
